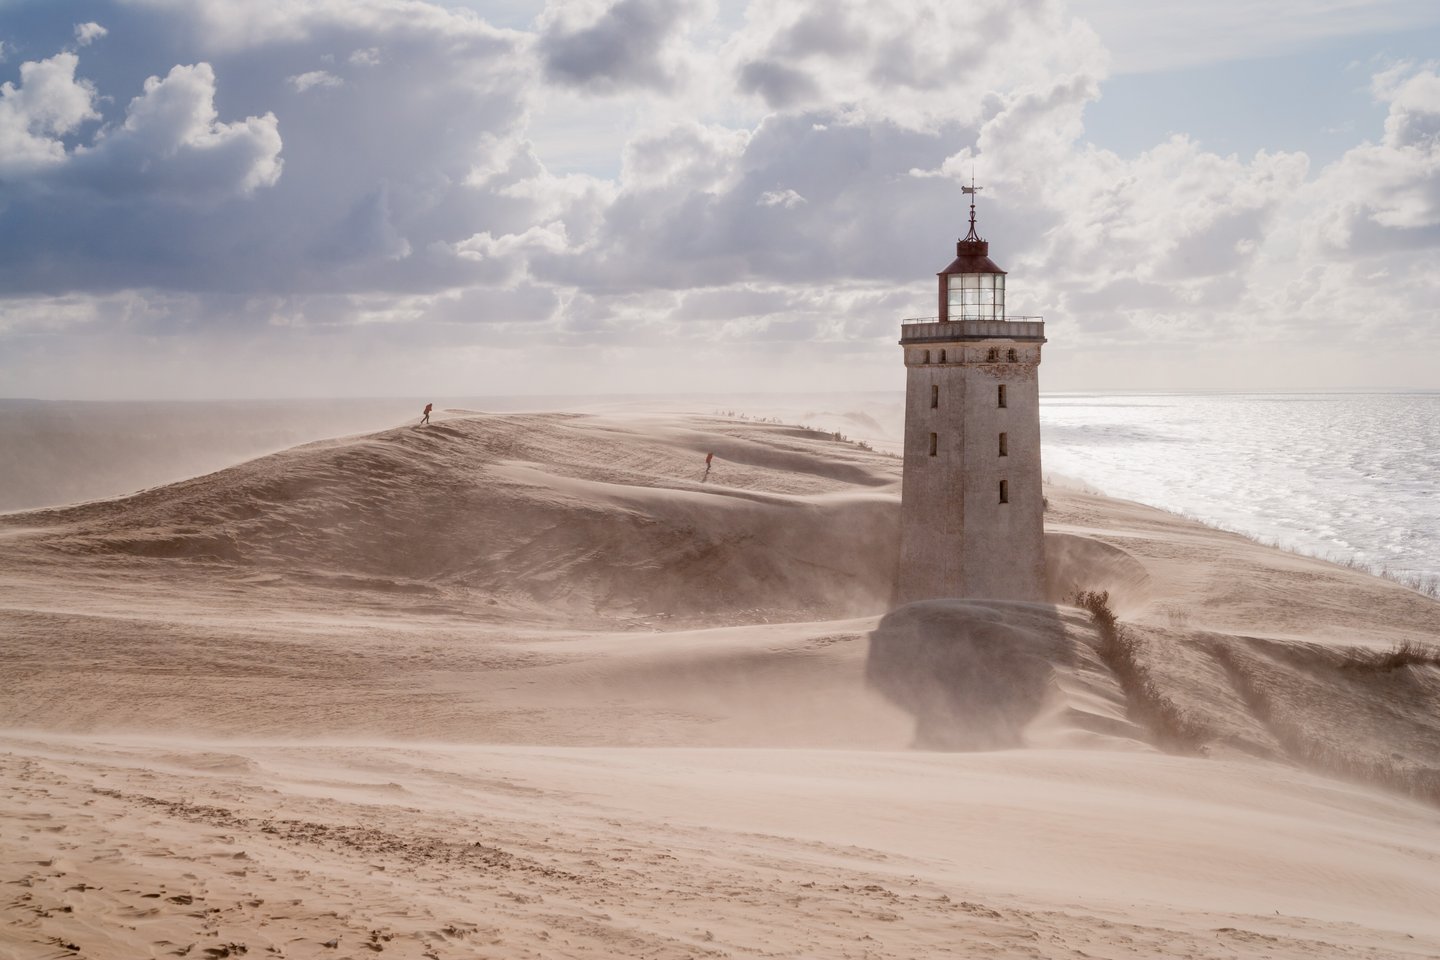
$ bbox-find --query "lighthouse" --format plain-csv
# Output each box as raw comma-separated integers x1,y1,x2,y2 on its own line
896,182,1046,604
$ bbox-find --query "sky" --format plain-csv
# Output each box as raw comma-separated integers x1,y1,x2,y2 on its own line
1,0,1439,399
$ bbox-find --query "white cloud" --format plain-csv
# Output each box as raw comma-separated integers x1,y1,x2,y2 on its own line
0,1,535,300
0,52,100,174
1380,68,1440,151
758,189,805,208
74,22,109,46
0,45,281,196
620,121,748,189
1284,63,1440,253
453,222,571,287
74,62,283,197
728,0,1108,130
288,70,343,92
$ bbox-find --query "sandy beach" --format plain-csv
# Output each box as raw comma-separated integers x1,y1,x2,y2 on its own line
3,409,1438,959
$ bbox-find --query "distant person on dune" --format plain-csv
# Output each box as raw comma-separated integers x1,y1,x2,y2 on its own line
703,451,714,482
420,402,432,426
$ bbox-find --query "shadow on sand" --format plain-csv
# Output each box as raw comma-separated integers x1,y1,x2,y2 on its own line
865,600,1071,750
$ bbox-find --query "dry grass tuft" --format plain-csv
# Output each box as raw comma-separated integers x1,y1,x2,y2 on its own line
1162,604,1190,628
1338,639,1440,672
1070,590,1213,755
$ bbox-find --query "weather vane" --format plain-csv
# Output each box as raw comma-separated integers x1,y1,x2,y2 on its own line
961,172,983,242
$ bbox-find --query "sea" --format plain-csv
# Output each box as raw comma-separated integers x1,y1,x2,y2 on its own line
1039,392,1440,587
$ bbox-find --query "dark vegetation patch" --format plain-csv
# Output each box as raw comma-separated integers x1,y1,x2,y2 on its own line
1338,639,1440,672
1069,590,1215,755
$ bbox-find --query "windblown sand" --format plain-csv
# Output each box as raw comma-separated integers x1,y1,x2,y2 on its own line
2,409,1438,959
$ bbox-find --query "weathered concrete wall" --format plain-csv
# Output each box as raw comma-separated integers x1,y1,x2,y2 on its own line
896,340,1045,604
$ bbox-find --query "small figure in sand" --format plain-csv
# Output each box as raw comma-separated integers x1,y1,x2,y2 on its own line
703,451,714,482
420,402,433,426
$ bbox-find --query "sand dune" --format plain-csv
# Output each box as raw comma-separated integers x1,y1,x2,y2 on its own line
2,410,1439,958
0,394,906,515
8,412,897,624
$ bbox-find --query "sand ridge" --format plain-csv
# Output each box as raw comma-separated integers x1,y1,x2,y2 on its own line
2,412,900,625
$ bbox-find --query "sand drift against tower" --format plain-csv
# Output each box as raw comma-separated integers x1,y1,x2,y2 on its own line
897,182,1047,603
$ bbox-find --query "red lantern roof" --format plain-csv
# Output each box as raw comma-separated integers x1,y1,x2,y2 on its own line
938,238,1006,276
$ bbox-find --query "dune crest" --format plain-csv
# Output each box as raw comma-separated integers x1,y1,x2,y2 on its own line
6,413,900,623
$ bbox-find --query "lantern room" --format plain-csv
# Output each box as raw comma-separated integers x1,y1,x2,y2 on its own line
937,183,1006,322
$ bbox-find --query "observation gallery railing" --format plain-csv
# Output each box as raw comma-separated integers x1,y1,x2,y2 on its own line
899,317,1046,342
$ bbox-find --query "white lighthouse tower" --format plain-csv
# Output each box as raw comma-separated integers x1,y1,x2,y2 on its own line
896,182,1046,604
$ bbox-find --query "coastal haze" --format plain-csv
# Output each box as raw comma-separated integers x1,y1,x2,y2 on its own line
7,391,1436,582
4,0,1440,957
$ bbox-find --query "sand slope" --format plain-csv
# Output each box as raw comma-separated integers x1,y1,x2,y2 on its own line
3,410,1439,958
5,412,897,624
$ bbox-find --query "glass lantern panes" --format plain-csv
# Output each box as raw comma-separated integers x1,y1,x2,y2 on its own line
946,274,1005,321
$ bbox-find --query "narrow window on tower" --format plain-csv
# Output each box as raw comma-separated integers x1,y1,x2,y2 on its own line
998,384,1007,408
922,350,931,364
938,349,947,363
999,432,1008,456
999,479,1009,503
928,432,938,456
930,384,939,409
1007,348,1019,362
